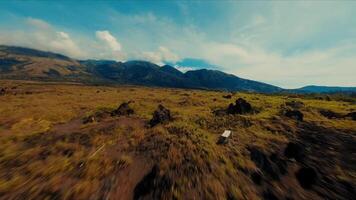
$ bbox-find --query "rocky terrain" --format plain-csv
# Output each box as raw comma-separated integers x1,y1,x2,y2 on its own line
0,80,355,200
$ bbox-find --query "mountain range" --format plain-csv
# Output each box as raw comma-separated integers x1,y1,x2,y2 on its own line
0,45,355,94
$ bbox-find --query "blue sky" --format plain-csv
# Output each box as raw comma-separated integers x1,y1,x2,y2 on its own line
0,0,355,88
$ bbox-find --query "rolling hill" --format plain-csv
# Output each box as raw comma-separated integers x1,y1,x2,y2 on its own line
1,45,354,93
0,45,282,93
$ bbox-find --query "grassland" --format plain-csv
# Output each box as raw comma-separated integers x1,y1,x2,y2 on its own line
0,80,355,200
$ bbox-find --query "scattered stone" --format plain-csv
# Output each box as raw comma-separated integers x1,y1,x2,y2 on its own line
285,110,303,121
62,149,74,157
223,94,232,99
284,142,304,162
70,133,92,147
0,88,6,96
212,109,226,116
319,109,343,119
149,105,172,127
285,100,304,109
227,98,253,114
134,165,160,200
269,153,288,175
248,147,280,180
345,112,356,121
251,170,263,185
296,167,317,189
111,101,134,116
82,110,110,124
82,115,96,124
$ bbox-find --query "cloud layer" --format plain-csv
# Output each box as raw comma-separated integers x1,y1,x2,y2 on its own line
96,30,122,51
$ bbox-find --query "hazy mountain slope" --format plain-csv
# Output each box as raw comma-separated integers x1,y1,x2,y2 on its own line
0,45,88,80
4,45,353,94
184,69,282,93
297,85,356,93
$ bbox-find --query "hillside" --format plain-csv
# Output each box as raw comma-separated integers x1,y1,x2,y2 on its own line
0,46,89,80
0,80,355,199
0,45,281,93
297,85,356,93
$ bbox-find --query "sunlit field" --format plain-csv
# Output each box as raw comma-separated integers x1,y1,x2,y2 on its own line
0,80,355,199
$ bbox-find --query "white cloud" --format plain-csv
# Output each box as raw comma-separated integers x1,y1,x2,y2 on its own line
95,30,121,51
141,46,179,65
0,17,84,58
199,41,356,88
174,65,194,73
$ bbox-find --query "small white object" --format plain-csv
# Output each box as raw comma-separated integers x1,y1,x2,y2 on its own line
221,130,232,138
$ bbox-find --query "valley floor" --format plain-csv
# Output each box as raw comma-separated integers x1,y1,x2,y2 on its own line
0,80,355,200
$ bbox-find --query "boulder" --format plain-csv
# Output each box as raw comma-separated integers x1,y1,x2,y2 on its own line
285,110,303,121
82,110,110,124
248,147,280,180
134,165,159,200
212,109,226,116
319,109,343,119
251,170,263,185
345,112,356,121
149,105,172,127
111,102,134,116
285,100,304,109
227,98,253,114
284,142,304,162
296,167,317,189
82,115,96,124
0,88,6,96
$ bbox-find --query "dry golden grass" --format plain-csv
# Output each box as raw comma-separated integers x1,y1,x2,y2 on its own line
0,80,355,200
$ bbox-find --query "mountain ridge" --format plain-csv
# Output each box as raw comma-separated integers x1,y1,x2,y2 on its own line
0,45,354,93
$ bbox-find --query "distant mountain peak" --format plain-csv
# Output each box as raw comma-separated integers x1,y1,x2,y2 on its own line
2,45,353,94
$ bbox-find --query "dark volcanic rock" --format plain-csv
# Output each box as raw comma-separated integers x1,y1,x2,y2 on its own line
149,105,172,127
251,170,263,185
248,147,280,180
223,94,232,99
0,88,6,95
345,112,356,120
212,109,226,116
285,100,304,109
111,102,134,116
82,115,96,124
227,98,253,114
269,153,288,175
319,109,343,119
82,111,110,124
285,110,303,121
134,165,173,200
296,167,317,189
134,165,159,200
284,142,304,162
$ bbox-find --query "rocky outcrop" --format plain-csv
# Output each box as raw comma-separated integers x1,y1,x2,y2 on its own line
285,110,303,121
149,105,172,127
111,102,134,116
227,98,253,114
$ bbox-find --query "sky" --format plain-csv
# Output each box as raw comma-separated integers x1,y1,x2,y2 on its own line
0,0,355,88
